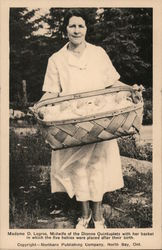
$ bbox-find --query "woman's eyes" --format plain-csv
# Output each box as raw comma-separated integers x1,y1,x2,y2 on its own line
69,25,85,28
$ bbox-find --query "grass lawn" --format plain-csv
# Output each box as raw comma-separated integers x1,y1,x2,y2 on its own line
9,128,152,229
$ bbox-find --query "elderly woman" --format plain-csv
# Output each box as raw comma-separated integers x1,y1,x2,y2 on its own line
41,9,124,229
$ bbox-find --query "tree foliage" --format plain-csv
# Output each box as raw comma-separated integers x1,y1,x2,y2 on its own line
10,8,39,102
91,8,152,85
10,8,152,102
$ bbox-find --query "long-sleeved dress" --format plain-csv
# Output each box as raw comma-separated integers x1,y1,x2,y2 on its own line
42,42,124,202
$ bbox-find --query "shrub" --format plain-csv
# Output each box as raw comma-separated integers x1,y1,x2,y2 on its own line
118,136,152,161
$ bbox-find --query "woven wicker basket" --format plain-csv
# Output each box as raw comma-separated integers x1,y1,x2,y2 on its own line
32,85,143,150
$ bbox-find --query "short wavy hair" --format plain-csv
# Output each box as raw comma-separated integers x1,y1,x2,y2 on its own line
62,9,89,33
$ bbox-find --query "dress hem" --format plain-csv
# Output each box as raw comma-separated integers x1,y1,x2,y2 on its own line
51,184,124,202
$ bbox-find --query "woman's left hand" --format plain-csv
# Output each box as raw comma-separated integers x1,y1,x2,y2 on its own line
132,84,145,104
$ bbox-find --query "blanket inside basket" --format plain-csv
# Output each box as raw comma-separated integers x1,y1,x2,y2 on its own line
38,91,133,122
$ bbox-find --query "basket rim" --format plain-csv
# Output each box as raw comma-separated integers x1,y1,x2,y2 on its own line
32,85,143,126
37,102,143,126
34,85,133,110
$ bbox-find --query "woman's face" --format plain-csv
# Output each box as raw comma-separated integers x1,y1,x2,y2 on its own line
66,16,87,45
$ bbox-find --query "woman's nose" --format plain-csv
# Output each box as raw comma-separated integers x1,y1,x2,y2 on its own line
74,26,80,33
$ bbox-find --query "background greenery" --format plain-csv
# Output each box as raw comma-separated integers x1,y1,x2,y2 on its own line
10,8,152,97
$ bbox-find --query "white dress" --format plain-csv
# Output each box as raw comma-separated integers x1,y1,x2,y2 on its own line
42,42,124,202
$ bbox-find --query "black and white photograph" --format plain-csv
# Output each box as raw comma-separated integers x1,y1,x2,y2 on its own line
9,6,153,229
0,1,162,249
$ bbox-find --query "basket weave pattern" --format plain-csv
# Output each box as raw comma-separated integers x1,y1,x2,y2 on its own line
40,107,142,150
33,86,143,150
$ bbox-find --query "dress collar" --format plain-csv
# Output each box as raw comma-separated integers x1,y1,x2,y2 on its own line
62,42,90,53
62,42,90,70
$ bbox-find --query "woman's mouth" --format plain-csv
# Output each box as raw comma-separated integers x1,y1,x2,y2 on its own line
72,35,82,38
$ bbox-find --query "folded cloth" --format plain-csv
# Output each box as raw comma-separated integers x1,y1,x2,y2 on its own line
38,92,132,121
